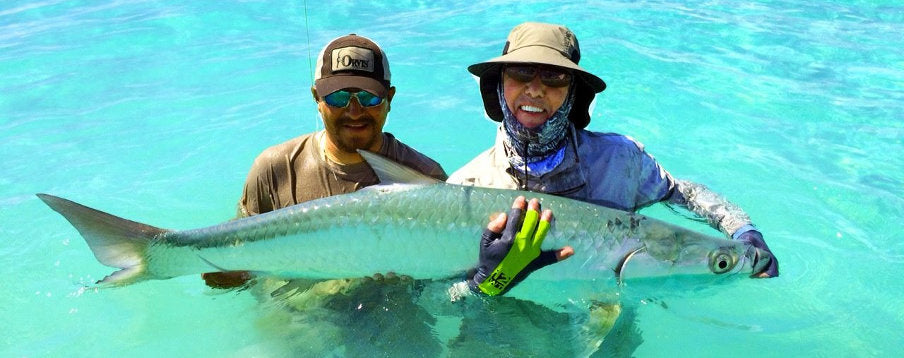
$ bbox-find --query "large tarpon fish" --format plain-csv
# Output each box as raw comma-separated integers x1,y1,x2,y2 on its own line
38,151,764,294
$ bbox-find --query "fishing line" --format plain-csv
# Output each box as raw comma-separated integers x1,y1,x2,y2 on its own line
303,0,312,80
302,0,321,131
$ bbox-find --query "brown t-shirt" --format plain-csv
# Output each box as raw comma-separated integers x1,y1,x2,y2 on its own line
237,131,447,217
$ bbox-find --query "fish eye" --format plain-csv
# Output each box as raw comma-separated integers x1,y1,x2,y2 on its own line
708,248,738,274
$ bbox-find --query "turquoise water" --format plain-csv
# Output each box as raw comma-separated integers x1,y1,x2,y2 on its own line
2,0,902,356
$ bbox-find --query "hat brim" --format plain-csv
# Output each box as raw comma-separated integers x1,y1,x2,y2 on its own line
315,75,388,98
468,45,606,93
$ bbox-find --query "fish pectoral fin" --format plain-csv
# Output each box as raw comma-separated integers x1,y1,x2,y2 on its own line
576,302,622,355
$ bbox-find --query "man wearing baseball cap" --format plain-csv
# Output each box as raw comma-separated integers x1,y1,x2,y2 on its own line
200,34,448,355
234,33,448,237
201,34,445,280
448,22,778,354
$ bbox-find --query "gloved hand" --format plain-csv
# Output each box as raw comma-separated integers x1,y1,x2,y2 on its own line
737,230,779,278
468,197,573,296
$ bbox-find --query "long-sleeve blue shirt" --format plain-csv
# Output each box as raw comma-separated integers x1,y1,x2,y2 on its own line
448,125,756,238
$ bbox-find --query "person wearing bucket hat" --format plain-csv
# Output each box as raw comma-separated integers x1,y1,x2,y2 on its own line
449,22,778,279
448,22,778,354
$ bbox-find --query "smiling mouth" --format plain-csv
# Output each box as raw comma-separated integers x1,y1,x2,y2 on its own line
340,119,374,131
519,105,544,113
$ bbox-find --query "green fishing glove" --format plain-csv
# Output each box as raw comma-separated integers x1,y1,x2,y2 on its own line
468,204,558,296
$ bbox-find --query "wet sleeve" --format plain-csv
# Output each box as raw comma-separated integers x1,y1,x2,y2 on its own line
236,182,259,218
666,179,753,237
236,156,276,218
625,137,752,237
633,149,678,209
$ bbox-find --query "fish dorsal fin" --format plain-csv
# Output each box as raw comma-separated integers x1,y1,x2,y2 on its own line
358,150,440,185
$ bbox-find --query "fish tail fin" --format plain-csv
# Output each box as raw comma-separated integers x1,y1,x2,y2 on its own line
36,193,169,286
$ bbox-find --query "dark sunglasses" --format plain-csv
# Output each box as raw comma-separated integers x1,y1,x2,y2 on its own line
323,90,384,108
504,65,573,88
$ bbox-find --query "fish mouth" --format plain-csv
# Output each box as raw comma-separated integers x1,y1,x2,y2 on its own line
614,246,646,285
749,247,774,277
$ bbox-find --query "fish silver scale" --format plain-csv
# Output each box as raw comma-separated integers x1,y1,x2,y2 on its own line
140,182,734,283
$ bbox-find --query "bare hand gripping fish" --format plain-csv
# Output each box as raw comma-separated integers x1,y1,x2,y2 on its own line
37,151,768,293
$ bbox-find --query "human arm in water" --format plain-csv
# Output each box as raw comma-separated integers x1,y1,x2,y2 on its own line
668,179,778,278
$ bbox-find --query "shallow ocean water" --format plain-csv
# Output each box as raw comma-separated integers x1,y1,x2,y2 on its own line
2,0,902,357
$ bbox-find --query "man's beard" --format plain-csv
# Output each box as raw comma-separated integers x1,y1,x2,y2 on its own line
326,116,379,153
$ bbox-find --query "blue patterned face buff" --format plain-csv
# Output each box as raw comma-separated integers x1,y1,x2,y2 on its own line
499,82,575,176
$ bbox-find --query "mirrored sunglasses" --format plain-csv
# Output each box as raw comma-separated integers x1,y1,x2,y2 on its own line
323,90,384,108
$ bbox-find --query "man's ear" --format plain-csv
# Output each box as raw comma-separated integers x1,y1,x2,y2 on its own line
311,86,320,102
385,86,396,111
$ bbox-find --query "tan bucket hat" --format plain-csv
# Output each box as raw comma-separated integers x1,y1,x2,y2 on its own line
468,22,606,129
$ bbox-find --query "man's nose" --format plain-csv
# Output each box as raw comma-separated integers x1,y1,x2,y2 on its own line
345,96,365,117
